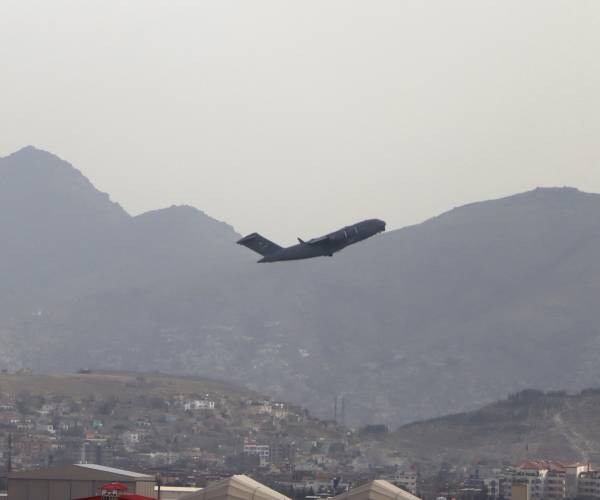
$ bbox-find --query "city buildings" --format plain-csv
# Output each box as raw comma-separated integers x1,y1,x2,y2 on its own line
494,460,594,500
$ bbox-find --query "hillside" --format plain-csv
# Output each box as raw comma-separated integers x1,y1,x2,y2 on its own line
0,371,259,401
385,389,600,465
3,146,600,425
0,370,352,474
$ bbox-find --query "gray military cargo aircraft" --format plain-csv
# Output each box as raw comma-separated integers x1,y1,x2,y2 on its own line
237,218,386,262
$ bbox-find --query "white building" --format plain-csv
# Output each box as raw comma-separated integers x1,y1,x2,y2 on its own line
502,461,549,500
243,438,270,463
271,403,289,419
389,471,417,495
121,431,141,447
502,460,589,500
184,399,215,411
578,469,600,498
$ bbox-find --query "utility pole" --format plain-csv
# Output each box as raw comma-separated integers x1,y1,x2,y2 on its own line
156,473,162,500
334,396,338,423
7,434,12,473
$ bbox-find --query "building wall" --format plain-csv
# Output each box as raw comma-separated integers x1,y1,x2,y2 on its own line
578,470,600,498
544,472,566,500
155,487,202,500
392,471,418,495
511,483,530,500
136,480,157,498
503,468,546,500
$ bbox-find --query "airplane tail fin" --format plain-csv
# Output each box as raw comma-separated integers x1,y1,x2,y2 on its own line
237,233,282,256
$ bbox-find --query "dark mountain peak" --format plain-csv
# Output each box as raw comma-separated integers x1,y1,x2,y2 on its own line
413,186,599,232
479,186,596,206
531,185,581,194
502,186,598,205
3,145,79,174
3,144,49,159
134,204,239,239
0,146,128,221
150,204,207,219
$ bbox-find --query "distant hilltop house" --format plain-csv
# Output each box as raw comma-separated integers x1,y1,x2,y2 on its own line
60,417,82,433
17,418,34,431
174,394,216,411
38,403,55,416
245,400,289,419
35,421,56,434
121,431,141,448
136,418,151,428
384,470,418,495
183,399,215,411
91,419,104,429
243,437,270,464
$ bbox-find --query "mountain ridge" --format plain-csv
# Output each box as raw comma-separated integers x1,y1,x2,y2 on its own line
383,388,600,465
2,146,600,426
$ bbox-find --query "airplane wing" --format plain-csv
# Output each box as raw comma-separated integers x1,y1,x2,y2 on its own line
303,235,330,246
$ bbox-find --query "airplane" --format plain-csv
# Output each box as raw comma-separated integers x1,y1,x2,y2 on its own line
237,218,386,263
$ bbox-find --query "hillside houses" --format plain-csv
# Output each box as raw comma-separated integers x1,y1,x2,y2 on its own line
245,400,289,419
0,374,360,482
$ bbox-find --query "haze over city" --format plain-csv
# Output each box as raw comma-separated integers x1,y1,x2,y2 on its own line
4,2,600,499
2,1,600,242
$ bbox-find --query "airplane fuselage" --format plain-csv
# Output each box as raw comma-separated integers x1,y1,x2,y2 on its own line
237,219,386,263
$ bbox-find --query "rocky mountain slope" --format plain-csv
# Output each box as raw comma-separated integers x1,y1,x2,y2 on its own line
3,146,600,425
386,388,600,465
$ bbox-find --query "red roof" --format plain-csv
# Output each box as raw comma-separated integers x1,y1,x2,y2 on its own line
518,460,547,470
102,482,129,491
75,495,155,500
76,481,157,500
517,459,572,471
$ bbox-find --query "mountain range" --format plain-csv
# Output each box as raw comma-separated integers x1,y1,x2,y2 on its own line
2,146,600,426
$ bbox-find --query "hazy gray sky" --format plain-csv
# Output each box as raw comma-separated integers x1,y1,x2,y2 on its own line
2,1,599,242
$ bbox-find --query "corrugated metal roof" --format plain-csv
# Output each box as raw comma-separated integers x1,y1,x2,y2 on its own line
76,464,153,478
332,480,421,500
9,463,154,481
156,486,203,492
180,475,290,500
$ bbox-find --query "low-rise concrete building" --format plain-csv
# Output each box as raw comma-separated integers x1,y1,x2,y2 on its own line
8,464,156,500
578,469,600,499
